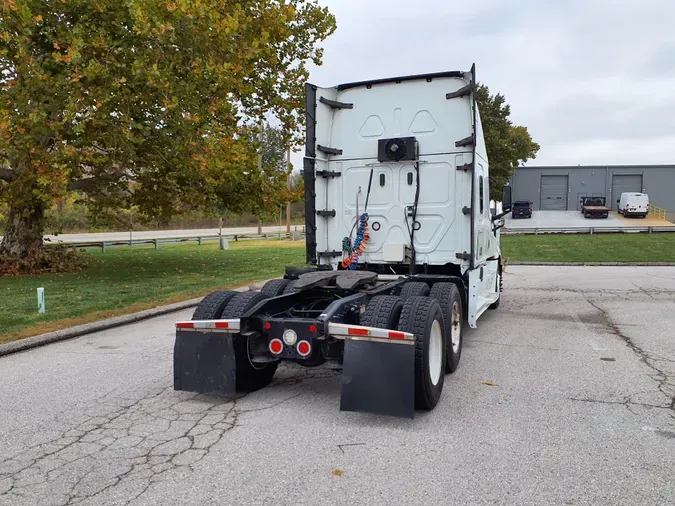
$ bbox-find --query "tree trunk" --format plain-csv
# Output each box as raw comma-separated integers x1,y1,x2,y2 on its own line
0,201,45,259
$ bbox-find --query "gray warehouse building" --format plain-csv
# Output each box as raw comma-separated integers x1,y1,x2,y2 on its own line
510,165,675,214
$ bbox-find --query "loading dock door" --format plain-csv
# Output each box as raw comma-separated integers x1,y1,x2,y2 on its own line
540,175,569,210
611,174,643,210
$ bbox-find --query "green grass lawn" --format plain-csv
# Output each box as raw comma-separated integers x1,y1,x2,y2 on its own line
501,233,675,263
2,233,674,343
0,240,305,342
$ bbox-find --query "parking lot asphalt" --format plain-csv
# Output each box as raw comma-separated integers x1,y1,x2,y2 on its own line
1,266,673,506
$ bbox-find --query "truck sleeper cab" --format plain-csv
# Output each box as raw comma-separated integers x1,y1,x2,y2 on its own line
173,66,512,418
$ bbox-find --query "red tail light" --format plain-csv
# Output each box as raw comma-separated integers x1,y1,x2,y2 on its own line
296,340,312,357
269,339,283,355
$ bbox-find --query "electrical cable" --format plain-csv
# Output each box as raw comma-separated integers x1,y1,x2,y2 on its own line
363,167,374,210
408,143,420,275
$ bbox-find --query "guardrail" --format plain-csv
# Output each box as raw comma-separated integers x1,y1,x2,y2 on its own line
650,204,668,221
502,226,675,235
50,224,674,252
54,231,306,253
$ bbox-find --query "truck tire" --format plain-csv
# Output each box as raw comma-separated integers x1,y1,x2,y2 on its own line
398,296,446,410
222,291,268,319
282,280,298,294
260,278,291,297
221,292,277,392
428,283,464,373
360,295,404,329
192,291,238,320
399,281,430,298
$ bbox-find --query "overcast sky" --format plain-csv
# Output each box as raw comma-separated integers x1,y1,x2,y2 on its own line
294,0,675,168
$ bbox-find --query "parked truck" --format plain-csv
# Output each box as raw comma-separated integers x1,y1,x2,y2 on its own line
618,193,649,218
173,65,513,418
581,196,610,218
511,200,533,219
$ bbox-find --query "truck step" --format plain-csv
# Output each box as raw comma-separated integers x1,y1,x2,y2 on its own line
250,356,280,365
324,360,343,370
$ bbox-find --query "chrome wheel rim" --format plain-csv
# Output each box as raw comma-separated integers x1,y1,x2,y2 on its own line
451,301,462,354
429,319,443,386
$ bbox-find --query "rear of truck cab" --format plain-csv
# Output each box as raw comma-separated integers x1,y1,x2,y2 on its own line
174,66,511,419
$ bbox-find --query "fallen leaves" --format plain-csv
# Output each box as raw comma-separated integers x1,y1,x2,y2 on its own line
331,469,343,477
482,381,498,387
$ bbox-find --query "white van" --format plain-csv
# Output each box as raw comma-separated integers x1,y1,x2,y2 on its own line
618,193,649,217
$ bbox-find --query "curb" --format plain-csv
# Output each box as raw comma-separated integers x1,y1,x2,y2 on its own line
0,280,270,358
509,262,675,266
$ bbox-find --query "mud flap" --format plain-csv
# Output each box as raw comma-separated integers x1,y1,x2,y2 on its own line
173,330,236,395
339,338,415,418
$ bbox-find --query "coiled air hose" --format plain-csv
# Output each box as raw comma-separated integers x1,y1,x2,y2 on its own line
341,212,369,270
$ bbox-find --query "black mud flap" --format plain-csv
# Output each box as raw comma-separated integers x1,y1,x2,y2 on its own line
340,338,415,419
173,330,236,395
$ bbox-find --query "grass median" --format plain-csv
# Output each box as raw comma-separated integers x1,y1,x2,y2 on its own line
501,233,675,263
0,239,305,343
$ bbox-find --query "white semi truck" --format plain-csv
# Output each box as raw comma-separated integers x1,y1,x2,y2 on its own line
174,65,513,418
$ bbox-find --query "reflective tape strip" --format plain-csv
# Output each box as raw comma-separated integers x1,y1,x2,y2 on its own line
328,323,414,342
340,334,414,346
175,319,241,332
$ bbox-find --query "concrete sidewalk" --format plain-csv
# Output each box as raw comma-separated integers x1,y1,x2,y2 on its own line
505,210,672,230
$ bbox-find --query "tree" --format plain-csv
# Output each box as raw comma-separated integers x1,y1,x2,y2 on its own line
476,84,540,197
259,126,304,208
0,0,336,262
246,123,295,218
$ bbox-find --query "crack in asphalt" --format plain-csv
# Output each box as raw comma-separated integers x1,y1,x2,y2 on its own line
583,298,675,420
471,340,564,352
0,366,335,506
569,397,672,411
631,282,657,300
510,286,675,297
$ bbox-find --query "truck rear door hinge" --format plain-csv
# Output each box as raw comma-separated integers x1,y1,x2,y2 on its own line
316,209,336,218
446,84,472,100
456,252,471,261
318,250,343,258
462,206,471,215
319,96,354,109
455,135,474,148
457,163,472,172
317,145,343,156
316,170,342,178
